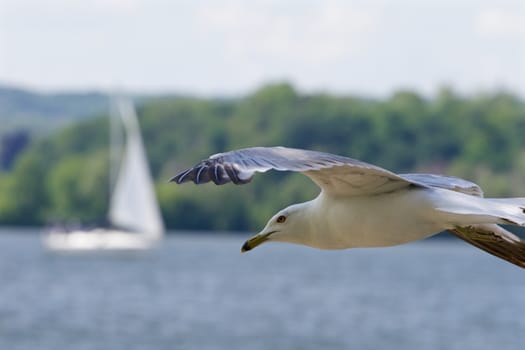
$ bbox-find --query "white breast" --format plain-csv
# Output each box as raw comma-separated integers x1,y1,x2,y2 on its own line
307,188,443,249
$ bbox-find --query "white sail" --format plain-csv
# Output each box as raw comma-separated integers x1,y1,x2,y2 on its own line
108,99,164,239
43,98,164,252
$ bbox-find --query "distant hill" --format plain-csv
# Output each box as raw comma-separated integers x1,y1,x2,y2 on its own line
0,84,109,135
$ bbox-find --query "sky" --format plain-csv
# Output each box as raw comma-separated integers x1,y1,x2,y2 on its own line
0,0,524,97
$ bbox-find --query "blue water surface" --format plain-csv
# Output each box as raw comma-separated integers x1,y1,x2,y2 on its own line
0,229,524,350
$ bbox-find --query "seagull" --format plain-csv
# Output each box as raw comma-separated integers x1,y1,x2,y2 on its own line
171,146,525,268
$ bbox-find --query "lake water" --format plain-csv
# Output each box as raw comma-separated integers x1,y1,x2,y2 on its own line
0,229,524,350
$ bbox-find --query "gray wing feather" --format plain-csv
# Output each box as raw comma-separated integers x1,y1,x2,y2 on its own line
401,173,484,197
171,147,487,197
171,146,428,196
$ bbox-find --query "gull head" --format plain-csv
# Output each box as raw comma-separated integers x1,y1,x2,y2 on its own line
241,202,311,253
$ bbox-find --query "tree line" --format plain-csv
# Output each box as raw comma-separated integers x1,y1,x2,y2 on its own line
0,83,524,231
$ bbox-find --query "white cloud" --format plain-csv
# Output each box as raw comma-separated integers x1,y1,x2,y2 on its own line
0,0,523,96
195,1,380,65
475,8,525,37
3,0,143,15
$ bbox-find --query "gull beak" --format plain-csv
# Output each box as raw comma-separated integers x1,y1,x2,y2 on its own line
241,231,275,253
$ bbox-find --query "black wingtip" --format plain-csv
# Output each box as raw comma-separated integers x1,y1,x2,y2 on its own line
169,157,255,186
170,167,194,184
168,173,184,184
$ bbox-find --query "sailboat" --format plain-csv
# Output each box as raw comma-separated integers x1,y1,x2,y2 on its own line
43,98,165,252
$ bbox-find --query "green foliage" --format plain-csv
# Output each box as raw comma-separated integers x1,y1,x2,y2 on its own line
1,83,525,231
46,151,109,223
0,151,49,225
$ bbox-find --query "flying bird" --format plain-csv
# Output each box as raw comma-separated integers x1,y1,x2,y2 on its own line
171,146,525,268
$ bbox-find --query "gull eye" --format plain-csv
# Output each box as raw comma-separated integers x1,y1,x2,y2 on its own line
276,215,287,223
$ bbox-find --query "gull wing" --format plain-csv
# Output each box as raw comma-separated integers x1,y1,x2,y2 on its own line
171,146,428,196
401,173,484,197
449,224,525,269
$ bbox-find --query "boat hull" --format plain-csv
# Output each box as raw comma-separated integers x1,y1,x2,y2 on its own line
43,229,158,252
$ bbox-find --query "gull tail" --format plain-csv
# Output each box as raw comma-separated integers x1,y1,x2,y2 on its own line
436,194,525,268
435,194,525,227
